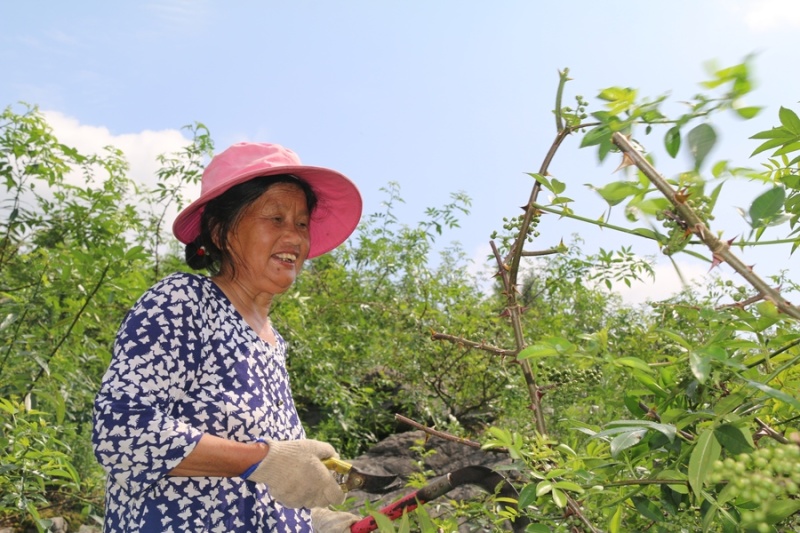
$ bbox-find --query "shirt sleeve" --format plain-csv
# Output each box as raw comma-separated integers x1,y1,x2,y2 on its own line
92,274,205,495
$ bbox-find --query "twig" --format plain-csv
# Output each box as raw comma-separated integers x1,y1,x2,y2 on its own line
612,132,800,321
490,241,547,435
25,262,111,396
394,414,485,449
520,248,562,257
429,332,518,358
755,417,790,444
716,290,771,311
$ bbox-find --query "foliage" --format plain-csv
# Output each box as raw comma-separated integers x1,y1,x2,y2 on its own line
0,104,211,529
2,55,800,533
467,58,800,533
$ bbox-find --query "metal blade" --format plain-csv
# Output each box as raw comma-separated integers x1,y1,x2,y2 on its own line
323,458,401,493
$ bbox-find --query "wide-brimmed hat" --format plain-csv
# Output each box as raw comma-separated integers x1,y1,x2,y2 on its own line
172,142,362,258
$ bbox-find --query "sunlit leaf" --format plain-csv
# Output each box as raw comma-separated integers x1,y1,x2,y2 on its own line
688,428,721,498
779,106,800,134
689,350,711,384
551,487,568,508
749,186,786,228
610,428,646,457
744,379,800,409
613,356,655,374
734,106,761,119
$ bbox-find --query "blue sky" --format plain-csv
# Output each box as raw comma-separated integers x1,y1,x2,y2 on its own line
2,1,798,304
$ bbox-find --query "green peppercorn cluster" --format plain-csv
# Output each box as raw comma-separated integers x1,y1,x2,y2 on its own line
490,213,540,255
656,193,715,256
536,361,602,387
708,444,800,532
561,95,590,128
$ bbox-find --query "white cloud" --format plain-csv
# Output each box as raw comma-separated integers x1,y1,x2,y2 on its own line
610,260,721,306
41,110,200,229
725,0,800,31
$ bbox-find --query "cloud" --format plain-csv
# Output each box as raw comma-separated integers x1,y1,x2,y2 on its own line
145,0,210,33
610,260,722,305
42,109,200,227
725,0,800,31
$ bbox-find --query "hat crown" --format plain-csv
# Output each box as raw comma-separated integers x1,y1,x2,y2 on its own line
202,143,302,194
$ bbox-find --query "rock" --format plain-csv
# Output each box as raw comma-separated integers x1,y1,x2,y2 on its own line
344,430,519,531
49,518,68,533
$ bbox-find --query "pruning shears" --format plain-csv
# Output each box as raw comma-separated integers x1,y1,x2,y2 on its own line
347,465,530,533
323,457,401,494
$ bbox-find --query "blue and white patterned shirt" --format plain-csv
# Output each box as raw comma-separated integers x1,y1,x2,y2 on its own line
93,272,312,532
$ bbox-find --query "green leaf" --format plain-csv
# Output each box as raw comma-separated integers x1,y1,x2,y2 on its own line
664,126,681,158
689,350,711,384
744,378,800,409
750,127,794,140
751,136,797,157
518,483,538,508
688,428,721,498
734,106,761,119
581,125,611,148
713,424,754,455
550,178,566,195
614,356,654,374
553,481,584,493
551,487,567,508
369,511,396,531
589,181,641,206
687,123,717,170
779,106,800,134
749,186,786,228
765,500,800,525
536,480,552,497
609,504,623,533
631,370,668,397
632,495,664,522
610,428,646,457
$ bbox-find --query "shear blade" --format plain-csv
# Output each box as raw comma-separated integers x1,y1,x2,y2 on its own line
347,470,401,493
323,458,401,493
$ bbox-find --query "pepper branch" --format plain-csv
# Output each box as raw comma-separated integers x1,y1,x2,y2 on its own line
611,132,800,321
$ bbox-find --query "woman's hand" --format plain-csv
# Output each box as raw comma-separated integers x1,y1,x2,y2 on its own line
311,507,360,532
243,439,345,509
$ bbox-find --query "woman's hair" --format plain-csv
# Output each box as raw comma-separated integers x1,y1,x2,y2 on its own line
185,174,318,274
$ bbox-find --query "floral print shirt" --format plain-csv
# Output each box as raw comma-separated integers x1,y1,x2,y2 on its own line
93,272,311,532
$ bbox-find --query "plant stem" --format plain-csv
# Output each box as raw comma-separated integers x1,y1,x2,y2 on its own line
612,132,800,321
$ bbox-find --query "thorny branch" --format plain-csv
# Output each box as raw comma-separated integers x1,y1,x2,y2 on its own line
612,132,800,321
429,332,518,358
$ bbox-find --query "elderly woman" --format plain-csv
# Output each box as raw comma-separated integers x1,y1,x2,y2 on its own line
93,143,362,532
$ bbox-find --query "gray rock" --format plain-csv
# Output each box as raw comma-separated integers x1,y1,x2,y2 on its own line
344,430,520,531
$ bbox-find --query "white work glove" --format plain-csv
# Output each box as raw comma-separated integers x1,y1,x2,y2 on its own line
311,507,360,533
242,439,345,509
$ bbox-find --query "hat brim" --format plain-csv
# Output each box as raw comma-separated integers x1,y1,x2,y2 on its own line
172,165,362,259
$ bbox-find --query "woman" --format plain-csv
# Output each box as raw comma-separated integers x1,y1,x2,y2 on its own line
93,142,362,532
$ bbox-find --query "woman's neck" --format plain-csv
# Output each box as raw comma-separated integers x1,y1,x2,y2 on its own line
212,275,275,342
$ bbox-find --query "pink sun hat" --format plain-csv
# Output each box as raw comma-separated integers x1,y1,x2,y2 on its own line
172,142,362,259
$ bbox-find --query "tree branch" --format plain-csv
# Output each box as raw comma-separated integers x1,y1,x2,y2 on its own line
612,132,800,321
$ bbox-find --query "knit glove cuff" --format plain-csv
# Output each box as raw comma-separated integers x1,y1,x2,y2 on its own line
311,507,360,533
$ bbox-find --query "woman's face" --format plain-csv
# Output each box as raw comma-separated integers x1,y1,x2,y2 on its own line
223,182,311,295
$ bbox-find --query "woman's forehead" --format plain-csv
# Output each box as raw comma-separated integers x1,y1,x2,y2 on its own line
250,183,309,211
